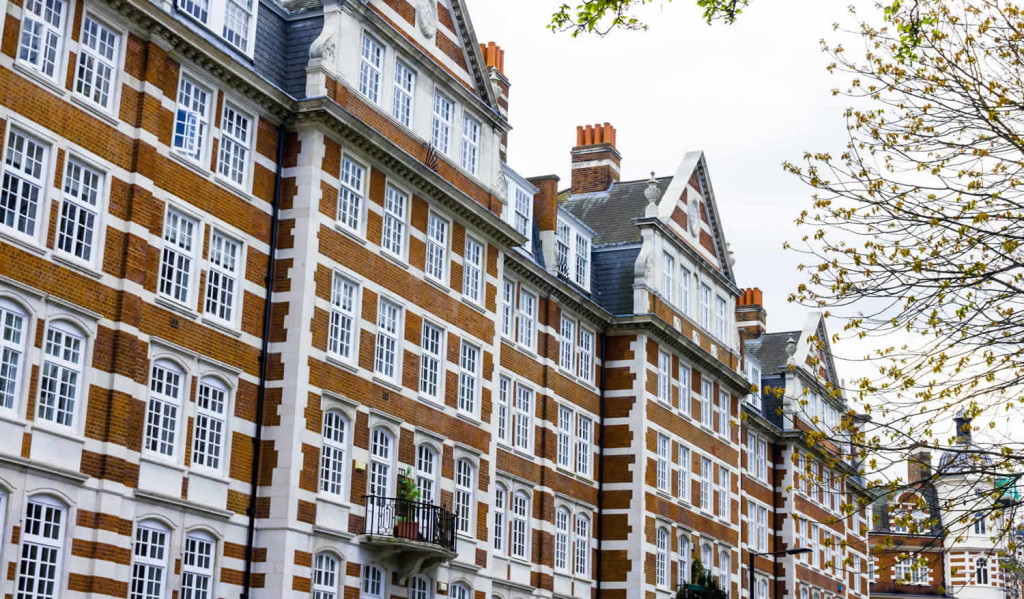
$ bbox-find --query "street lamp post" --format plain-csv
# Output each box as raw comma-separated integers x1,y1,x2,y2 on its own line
748,548,812,599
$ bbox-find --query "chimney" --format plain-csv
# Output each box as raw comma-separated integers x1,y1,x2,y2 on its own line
908,450,932,484
736,288,767,344
480,42,509,162
953,410,972,445
527,174,561,273
571,123,621,194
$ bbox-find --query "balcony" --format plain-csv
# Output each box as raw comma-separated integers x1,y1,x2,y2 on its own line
359,496,458,578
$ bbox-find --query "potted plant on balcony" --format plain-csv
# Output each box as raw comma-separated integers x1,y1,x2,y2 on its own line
395,467,422,541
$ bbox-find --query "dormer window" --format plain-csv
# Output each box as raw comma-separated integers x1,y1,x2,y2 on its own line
176,0,257,55
555,214,593,291
513,185,532,242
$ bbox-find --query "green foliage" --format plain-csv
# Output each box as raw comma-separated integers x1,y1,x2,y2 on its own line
676,557,727,599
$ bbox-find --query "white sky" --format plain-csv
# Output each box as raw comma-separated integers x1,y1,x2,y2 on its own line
466,0,863,335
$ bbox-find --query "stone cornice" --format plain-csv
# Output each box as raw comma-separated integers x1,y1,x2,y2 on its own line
104,0,297,122
296,98,524,249
633,215,741,297
502,253,613,328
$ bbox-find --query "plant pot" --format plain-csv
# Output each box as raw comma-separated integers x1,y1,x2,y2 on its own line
395,520,420,540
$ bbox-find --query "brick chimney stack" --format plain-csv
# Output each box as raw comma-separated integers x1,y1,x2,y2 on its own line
571,123,621,194
908,449,932,484
528,174,561,272
736,288,767,344
480,42,510,162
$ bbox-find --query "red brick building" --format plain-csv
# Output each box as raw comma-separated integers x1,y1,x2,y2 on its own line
0,0,870,597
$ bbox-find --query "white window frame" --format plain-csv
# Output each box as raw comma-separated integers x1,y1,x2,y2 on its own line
679,364,691,412
158,207,200,306
718,466,730,519
191,376,230,473
492,483,507,554
203,230,243,325
416,444,439,505
700,283,712,331
716,295,727,340
431,91,454,155
513,383,533,452
700,457,712,512
74,13,121,112
18,496,66,598
576,413,592,477
131,520,170,599
662,252,675,304
461,114,481,175
500,279,515,339
215,101,254,190
510,490,530,559
361,564,385,599
454,458,475,535
56,157,105,267
337,156,367,234
513,185,532,242
367,428,394,500
656,433,670,492
392,60,416,128
457,341,480,416
319,409,350,498
679,534,691,583
0,127,50,243
36,320,85,428
462,236,484,305
557,404,572,469
680,266,692,316
144,359,186,459
17,0,68,79
577,327,594,384
418,321,444,402
757,440,769,483
496,376,511,446
312,552,341,599
327,274,360,363
172,74,212,164
0,298,28,412
381,184,409,260
678,444,690,503
574,512,591,578
700,378,713,429
657,350,672,403
718,389,729,434
358,32,384,104
176,0,258,54
559,316,576,372
656,527,670,588
424,212,450,284
573,231,590,289
555,506,570,572
373,298,402,383
516,288,537,351
181,531,216,599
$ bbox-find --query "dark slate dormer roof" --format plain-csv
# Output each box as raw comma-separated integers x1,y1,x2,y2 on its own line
870,482,944,536
938,412,992,474
561,177,673,246
747,331,799,375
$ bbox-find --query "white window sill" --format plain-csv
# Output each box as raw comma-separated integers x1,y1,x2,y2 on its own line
454,411,481,427
140,452,186,471
371,375,403,394
13,60,66,97
200,315,243,337
51,253,104,279
316,493,353,511
155,295,200,320
30,420,84,443
324,353,359,374
332,222,368,246
424,275,452,294
460,296,486,314
68,92,120,127
169,148,212,179
0,229,46,257
189,466,228,483
380,250,409,270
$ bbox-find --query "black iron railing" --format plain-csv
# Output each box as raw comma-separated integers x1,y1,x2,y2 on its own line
362,496,457,552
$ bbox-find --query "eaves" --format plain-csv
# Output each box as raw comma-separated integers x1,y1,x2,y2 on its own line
608,313,750,396
503,255,614,328
633,216,741,297
296,97,525,249
105,0,297,121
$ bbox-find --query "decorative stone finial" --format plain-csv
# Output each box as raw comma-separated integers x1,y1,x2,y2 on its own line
644,172,660,217
785,335,798,363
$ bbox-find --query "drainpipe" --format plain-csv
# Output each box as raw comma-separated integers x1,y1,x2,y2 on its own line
240,124,286,599
596,332,608,596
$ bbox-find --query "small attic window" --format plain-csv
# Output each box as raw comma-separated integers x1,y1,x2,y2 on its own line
512,184,532,243
556,215,592,291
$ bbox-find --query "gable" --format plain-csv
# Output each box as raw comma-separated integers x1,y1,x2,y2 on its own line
369,0,496,107
796,313,842,392
655,152,735,283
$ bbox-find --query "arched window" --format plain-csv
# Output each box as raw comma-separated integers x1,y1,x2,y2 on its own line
719,548,731,597
361,564,385,599
192,377,229,471
312,552,340,599
182,530,216,599
38,321,85,427
18,495,66,597
492,483,506,553
450,583,471,599
454,459,474,534
368,428,393,499
976,558,989,585
131,520,170,599
554,507,570,571
145,360,186,457
679,535,691,583
656,527,669,587
574,513,590,576
511,490,529,559
0,298,27,410
408,575,432,599
416,445,438,505
701,543,713,569
320,410,349,496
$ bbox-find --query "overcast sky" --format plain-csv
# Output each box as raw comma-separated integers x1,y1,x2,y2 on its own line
467,0,862,335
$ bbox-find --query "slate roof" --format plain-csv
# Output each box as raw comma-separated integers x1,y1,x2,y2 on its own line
561,177,673,246
274,0,322,12
747,331,799,374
